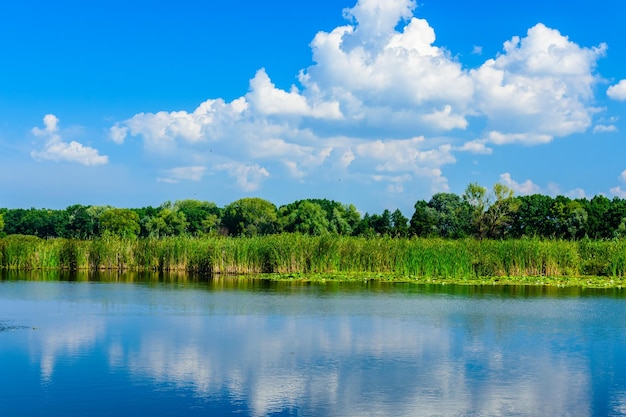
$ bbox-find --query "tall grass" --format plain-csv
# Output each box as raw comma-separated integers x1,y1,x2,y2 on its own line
1,234,626,278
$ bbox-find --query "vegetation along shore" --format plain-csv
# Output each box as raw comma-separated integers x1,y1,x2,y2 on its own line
1,182,625,287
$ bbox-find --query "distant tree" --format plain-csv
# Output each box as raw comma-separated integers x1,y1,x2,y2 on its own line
64,204,97,239
222,198,278,236
145,202,189,238
99,208,140,238
304,199,361,235
278,200,330,235
509,194,556,238
410,194,471,238
429,193,472,238
552,197,587,240
3,208,68,238
355,213,376,237
174,199,221,235
133,206,161,237
463,182,519,239
584,195,612,239
409,200,438,237
371,209,392,236
0,212,4,237
390,209,409,237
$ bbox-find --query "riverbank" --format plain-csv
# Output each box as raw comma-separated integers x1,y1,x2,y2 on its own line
1,234,625,285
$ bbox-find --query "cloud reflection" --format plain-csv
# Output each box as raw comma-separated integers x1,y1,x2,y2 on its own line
8,282,616,416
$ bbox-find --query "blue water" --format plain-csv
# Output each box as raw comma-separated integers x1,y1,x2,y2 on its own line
1,274,625,416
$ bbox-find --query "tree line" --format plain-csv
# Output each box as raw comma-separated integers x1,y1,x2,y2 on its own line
1,183,625,240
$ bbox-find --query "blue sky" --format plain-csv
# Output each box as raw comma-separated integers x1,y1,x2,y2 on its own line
1,0,626,216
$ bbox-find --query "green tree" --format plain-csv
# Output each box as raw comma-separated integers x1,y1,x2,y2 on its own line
222,198,278,236
584,195,611,239
463,182,519,239
278,200,330,235
99,208,140,238
372,209,392,236
5,208,68,237
0,212,4,237
552,197,587,240
409,200,438,237
174,199,221,235
390,209,409,237
428,193,472,238
145,202,189,237
64,204,97,239
510,194,556,238
305,199,361,235
409,193,471,238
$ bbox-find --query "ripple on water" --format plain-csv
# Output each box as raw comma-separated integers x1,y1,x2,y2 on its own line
0,321,32,332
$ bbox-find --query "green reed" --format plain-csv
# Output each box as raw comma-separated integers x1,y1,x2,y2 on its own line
1,234,626,280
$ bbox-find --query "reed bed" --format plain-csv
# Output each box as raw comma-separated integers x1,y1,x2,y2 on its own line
1,234,626,279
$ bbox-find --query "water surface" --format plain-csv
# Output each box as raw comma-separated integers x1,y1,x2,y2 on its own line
1,272,625,416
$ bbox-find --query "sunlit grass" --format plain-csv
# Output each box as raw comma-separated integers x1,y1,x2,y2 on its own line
1,235,625,284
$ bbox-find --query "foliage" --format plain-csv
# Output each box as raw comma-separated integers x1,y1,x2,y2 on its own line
0,182,624,241
99,208,141,239
2,235,626,282
145,202,188,238
174,199,221,235
222,198,278,236
278,200,330,235
390,209,409,237
463,182,520,239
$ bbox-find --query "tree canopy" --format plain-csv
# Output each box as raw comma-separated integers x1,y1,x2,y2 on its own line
1,183,625,240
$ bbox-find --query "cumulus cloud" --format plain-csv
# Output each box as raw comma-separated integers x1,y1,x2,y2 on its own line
31,114,108,166
610,171,626,198
455,139,493,154
607,80,626,101
108,0,611,196
246,69,341,119
566,188,587,199
215,162,270,192
473,23,606,145
610,187,626,198
499,173,541,195
593,124,617,133
157,166,207,183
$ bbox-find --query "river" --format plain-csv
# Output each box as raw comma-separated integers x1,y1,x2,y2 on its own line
1,272,625,416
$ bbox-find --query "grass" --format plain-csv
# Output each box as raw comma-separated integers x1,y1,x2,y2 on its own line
1,234,626,286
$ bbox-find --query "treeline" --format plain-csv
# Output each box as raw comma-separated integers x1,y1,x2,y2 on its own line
1,183,625,240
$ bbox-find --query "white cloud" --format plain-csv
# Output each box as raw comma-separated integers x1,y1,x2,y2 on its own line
486,131,553,145
456,139,493,155
246,69,341,119
354,137,455,173
108,0,612,200
157,166,207,183
593,124,617,133
566,188,587,199
31,114,108,166
607,80,626,101
620,170,626,183
610,186,626,198
499,173,541,195
472,45,483,55
472,24,606,144
215,162,270,192
109,124,128,144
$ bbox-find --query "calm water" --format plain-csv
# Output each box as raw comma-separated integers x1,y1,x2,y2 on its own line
1,272,626,417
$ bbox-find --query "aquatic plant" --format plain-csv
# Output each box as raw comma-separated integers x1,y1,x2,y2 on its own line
1,235,625,281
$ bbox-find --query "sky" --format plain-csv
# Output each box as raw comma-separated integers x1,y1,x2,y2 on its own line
1,0,626,216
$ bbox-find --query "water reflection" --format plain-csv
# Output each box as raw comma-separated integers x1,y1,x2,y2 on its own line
1,273,625,416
